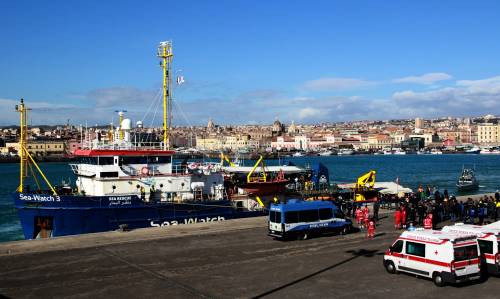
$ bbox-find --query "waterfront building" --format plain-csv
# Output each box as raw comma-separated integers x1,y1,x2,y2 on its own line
415,117,424,133
408,133,439,147
367,134,393,150
287,121,299,135
195,136,223,151
271,118,285,136
271,136,296,150
5,140,66,156
478,123,500,145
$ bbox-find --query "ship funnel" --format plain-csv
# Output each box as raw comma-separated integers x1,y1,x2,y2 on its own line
121,118,132,142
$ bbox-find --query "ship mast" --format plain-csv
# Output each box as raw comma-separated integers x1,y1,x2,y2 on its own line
157,41,173,150
15,99,28,192
15,99,58,195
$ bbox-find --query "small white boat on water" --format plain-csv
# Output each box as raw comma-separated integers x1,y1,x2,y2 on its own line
319,150,333,156
337,149,354,156
480,148,500,155
464,146,481,154
393,148,406,155
293,151,305,157
430,149,443,155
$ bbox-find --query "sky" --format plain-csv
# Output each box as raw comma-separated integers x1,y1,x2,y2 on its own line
1,0,500,126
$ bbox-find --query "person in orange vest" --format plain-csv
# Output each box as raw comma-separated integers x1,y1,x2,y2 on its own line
367,218,376,239
394,208,401,230
355,206,363,227
423,214,432,229
401,207,407,229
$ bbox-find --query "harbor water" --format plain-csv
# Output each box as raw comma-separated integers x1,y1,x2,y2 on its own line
1,154,500,242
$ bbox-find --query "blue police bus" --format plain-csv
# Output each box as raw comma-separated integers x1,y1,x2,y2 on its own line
268,199,352,240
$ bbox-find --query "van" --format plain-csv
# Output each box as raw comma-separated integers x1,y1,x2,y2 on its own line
268,199,352,240
384,229,481,286
442,223,500,275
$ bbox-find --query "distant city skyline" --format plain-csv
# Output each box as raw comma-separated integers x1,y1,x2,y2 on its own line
1,1,500,126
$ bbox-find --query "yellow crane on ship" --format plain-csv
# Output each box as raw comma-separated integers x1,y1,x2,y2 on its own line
220,152,236,167
354,170,376,201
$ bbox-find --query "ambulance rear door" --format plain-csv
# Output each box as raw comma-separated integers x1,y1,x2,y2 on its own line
453,243,480,276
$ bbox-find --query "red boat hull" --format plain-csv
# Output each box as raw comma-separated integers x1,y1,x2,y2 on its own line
240,180,289,196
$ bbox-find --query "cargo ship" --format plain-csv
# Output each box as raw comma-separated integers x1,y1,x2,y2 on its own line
12,41,266,239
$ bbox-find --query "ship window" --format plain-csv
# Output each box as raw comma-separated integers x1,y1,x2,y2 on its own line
100,171,119,178
149,156,171,164
122,156,148,164
98,157,114,165
77,157,98,164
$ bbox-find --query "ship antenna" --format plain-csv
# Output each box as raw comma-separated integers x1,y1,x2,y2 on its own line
157,41,173,150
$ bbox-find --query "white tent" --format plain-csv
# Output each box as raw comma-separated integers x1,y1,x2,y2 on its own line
375,182,413,195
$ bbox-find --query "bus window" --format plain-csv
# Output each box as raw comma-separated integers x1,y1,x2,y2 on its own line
334,210,345,219
319,208,333,220
285,211,299,223
269,211,282,223
299,209,319,222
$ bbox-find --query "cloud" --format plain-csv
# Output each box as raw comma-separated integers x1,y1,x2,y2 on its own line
298,107,322,119
390,76,500,117
393,73,452,85
0,98,89,125
86,87,158,108
302,77,375,91
4,74,500,126
456,76,500,94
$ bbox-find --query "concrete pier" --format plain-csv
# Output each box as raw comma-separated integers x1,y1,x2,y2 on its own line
1,211,500,298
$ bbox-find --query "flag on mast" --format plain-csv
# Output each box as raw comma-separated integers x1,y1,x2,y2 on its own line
176,75,185,85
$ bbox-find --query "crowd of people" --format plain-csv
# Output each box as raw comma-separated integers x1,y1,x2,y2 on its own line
334,188,500,237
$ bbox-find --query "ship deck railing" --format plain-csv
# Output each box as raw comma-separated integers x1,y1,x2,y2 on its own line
171,162,222,175
82,141,165,151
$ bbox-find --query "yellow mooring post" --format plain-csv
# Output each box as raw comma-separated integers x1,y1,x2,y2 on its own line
158,41,173,150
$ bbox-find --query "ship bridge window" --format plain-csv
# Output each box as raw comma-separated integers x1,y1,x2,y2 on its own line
98,157,114,165
77,157,98,165
100,171,119,178
122,156,148,164
149,156,171,164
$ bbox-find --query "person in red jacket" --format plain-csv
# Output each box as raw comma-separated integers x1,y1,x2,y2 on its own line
423,214,432,229
401,207,407,229
363,205,370,219
367,218,376,239
394,209,401,229
363,208,370,229
355,207,363,227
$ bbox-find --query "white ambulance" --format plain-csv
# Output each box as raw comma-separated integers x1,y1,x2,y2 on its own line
384,229,481,287
442,223,500,275
485,220,500,229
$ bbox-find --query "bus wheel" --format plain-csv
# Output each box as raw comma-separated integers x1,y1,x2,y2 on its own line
298,232,308,240
341,225,349,235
